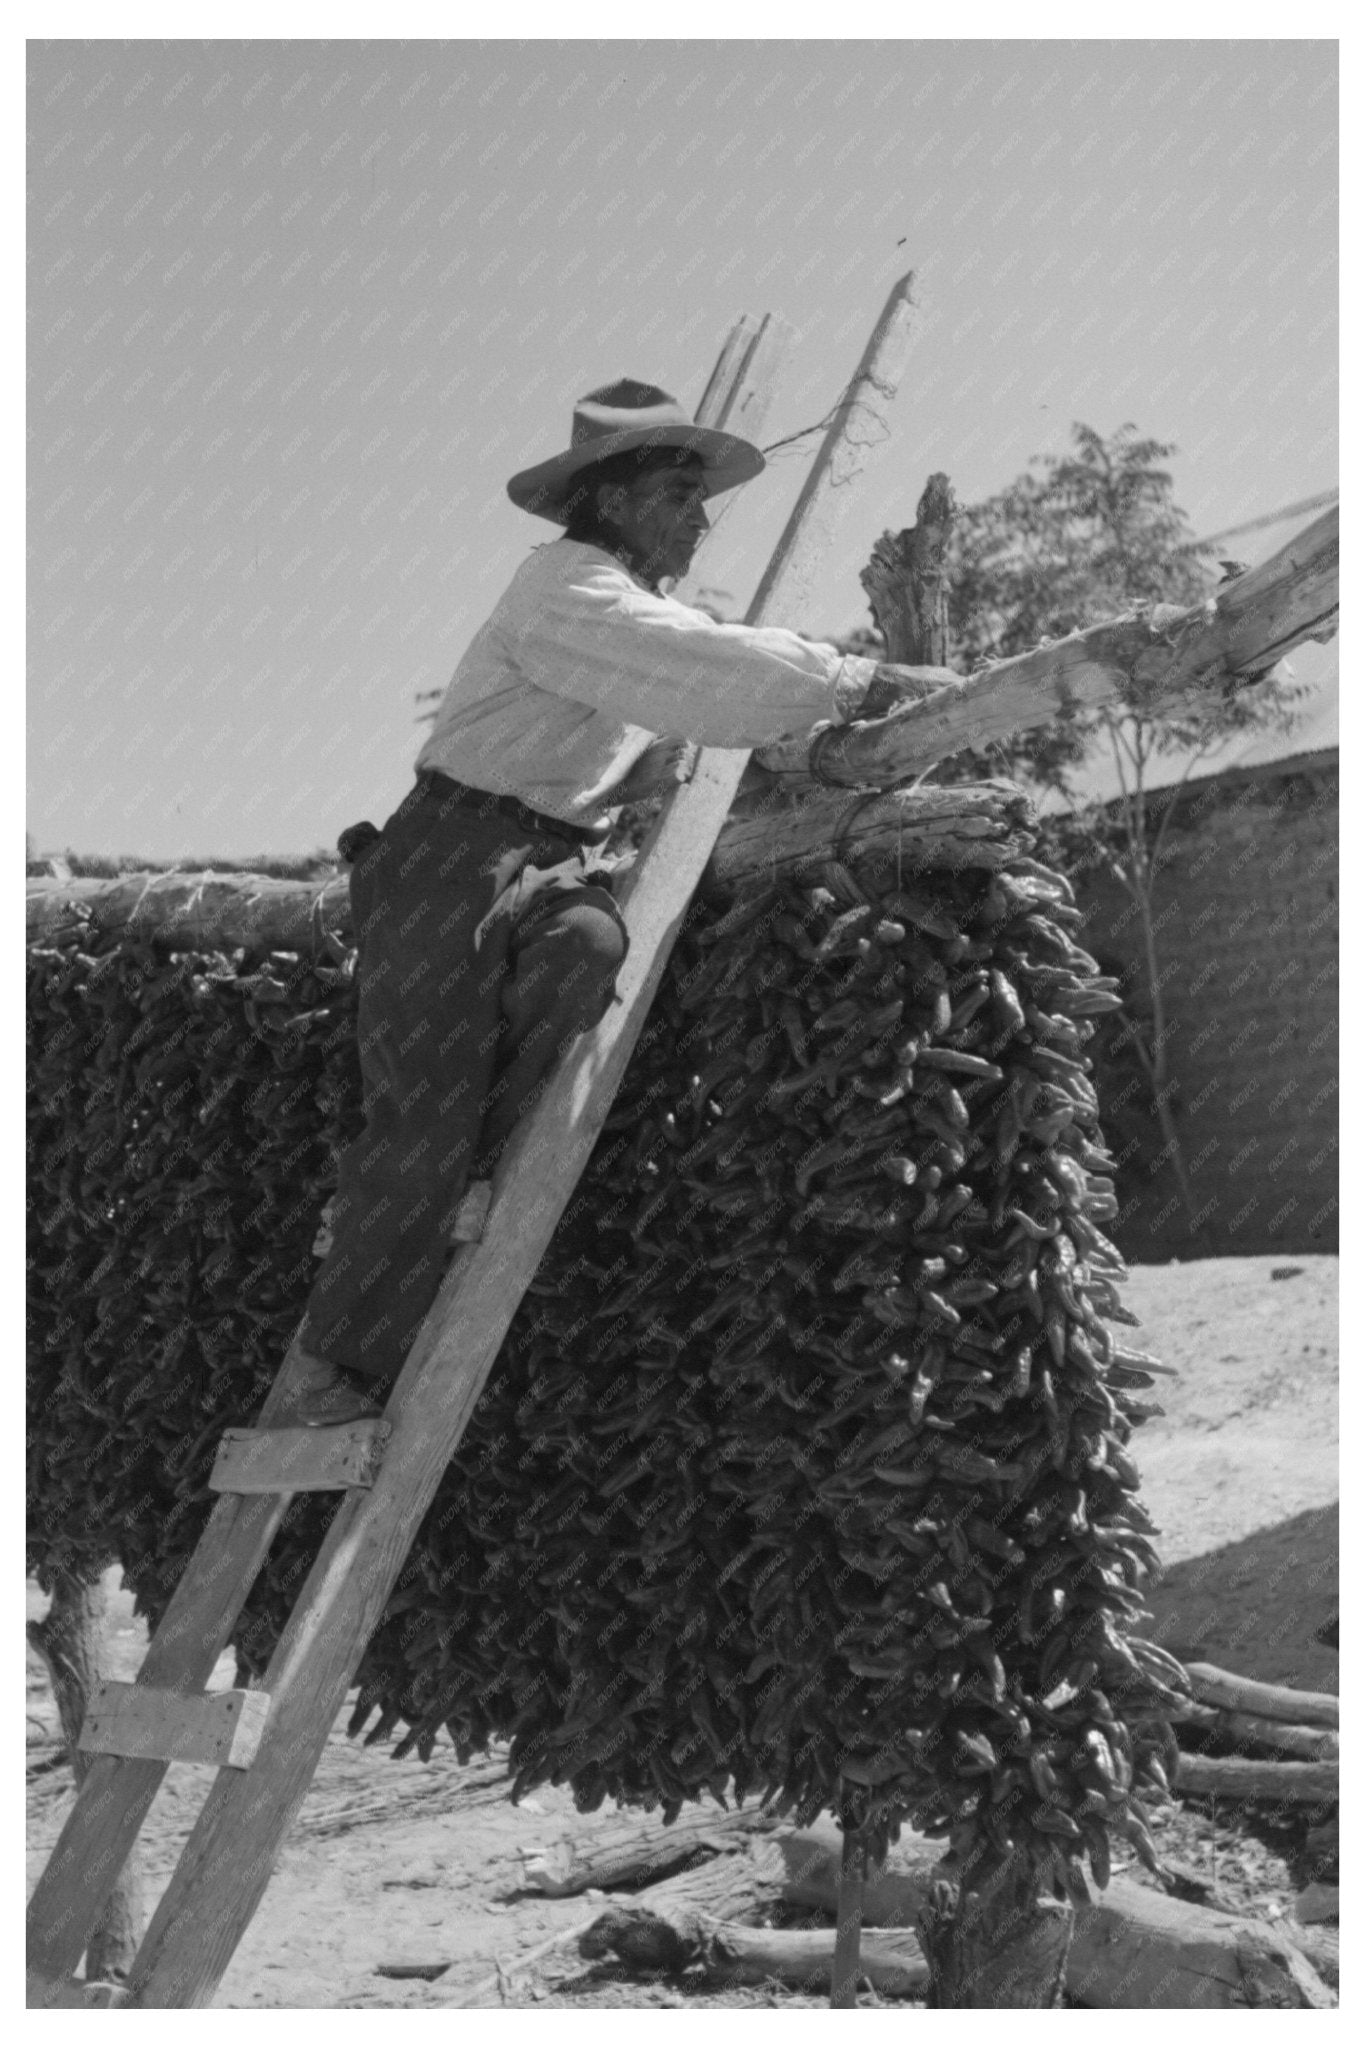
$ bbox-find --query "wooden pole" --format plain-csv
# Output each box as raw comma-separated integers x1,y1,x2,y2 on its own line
830,1824,867,2008
744,272,921,632
98,286,924,2011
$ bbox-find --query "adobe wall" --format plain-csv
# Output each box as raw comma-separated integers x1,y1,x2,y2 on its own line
1070,754,1338,1260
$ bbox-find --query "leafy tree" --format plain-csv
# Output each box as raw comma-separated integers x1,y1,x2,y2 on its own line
934,423,1307,1243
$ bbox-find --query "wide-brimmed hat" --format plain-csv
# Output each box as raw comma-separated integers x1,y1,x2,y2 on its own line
506,378,766,523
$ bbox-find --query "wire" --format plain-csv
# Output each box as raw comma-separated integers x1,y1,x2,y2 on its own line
1175,488,1339,555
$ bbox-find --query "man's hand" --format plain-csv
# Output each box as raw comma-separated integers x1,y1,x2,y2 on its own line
611,736,700,804
857,662,963,721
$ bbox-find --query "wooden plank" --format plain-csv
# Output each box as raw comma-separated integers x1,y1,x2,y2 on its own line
79,1682,270,1770
209,1420,389,1495
118,287,924,2011
753,504,1339,783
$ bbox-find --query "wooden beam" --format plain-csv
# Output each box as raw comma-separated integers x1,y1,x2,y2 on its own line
753,503,1339,784
25,779,1038,952
208,1421,389,1495
79,1682,270,1769
709,777,1036,888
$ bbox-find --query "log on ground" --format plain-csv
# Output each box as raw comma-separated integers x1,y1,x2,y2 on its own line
1182,1662,1338,1730
779,1819,1333,2010
1168,1704,1338,1760
1174,1753,1338,1804
520,1806,776,1897
702,1921,927,1996
577,1835,803,1973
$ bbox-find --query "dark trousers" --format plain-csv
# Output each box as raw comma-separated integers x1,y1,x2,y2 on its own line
301,777,628,1382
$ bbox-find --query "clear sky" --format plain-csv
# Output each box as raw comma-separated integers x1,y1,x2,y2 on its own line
27,37,1338,860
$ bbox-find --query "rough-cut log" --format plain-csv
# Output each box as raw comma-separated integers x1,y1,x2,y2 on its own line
24,782,1040,945
26,1573,143,1984
577,1840,798,1974
704,1922,927,1996
25,868,354,950
1183,1663,1338,1730
754,505,1339,784
709,777,1036,888
860,473,956,666
1174,1754,1338,1805
520,1807,776,1897
1168,1703,1338,1761
783,1823,1333,2009
580,1900,927,1996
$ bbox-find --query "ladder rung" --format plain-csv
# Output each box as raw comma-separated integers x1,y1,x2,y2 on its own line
27,1969,127,2008
79,1681,271,1769
208,1419,389,1494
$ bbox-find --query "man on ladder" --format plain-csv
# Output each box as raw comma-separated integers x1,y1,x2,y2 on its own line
294,377,926,1424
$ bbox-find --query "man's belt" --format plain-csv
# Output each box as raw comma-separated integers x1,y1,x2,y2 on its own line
416,768,608,846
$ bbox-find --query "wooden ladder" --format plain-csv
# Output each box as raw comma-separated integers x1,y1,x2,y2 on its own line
26,279,921,2011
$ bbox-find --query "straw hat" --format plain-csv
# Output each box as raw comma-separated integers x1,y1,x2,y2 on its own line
506,378,766,523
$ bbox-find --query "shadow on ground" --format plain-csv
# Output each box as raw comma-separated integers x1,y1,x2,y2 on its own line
1142,1501,1339,1693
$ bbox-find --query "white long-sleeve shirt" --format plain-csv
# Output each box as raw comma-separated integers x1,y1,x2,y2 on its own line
415,537,879,829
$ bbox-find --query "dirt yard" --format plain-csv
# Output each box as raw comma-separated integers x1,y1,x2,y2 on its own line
27,1254,1337,2008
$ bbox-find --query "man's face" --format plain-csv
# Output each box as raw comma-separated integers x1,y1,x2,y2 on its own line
597,459,710,582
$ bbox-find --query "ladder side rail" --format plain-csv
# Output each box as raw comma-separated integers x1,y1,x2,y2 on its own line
23,310,789,2003
24,1353,323,1981
125,281,919,2010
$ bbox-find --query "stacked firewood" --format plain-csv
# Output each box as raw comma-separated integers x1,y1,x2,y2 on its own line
1162,1661,1338,1802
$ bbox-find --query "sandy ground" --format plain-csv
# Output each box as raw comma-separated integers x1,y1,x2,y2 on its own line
27,1255,1338,2008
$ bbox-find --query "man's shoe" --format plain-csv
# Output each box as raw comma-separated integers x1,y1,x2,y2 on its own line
450,1178,493,1243
287,1349,385,1428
